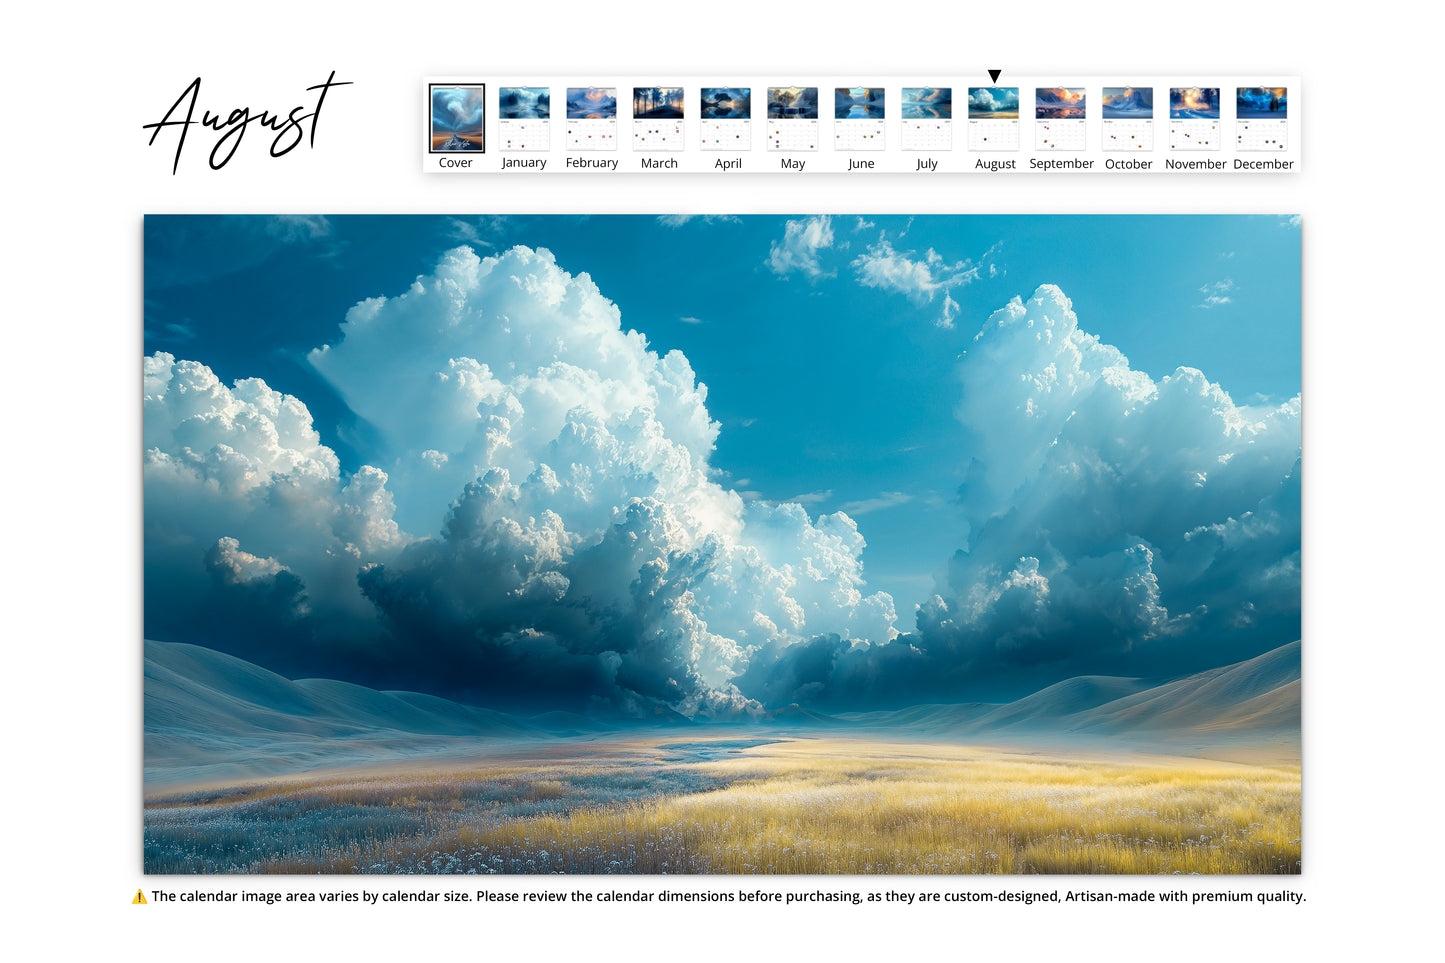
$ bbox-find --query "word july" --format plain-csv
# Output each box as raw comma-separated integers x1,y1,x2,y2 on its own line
143,72,352,173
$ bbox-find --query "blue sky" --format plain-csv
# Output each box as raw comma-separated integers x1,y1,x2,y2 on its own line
144,215,1300,711
145,214,1300,624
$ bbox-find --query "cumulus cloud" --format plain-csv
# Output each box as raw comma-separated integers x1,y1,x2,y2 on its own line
968,88,1019,113
147,246,1297,715
148,245,896,716
143,353,408,672
767,215,835,279
736,285,1300,707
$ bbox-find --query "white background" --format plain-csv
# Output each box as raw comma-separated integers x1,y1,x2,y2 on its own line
2,1,1436,957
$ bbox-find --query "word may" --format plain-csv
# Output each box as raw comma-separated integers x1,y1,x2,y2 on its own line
143,72,352,173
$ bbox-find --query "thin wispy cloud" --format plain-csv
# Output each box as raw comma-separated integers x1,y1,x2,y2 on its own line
265,215,332,242
1197,277,1236,309
841,491,913,515
447,215,512,247
658,214,742,228
851,238,1001,328
767,215,836,280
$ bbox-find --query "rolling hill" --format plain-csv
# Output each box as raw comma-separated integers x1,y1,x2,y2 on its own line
145,639,1301,786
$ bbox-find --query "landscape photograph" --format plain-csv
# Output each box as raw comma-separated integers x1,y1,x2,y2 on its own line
143,214,1302,875
767,86,818,118
499,87,550,120
566,87,616,119
1035,87,1086,119
835,87,886,119
1171,87,1221,119
1237,86,1287,118
701,87,751,119
429,85,486,151
967,87,1020,118
633,87,684,119
1102,86,1153,118
902,87,951,119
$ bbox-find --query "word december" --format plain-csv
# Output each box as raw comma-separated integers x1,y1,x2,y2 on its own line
143,72,352,174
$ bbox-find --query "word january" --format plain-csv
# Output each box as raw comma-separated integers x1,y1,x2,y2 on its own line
143,71,352,174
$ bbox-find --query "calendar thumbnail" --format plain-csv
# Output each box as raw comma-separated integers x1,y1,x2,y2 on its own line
701,87,751,150
429,84,486,153
1035,87,1086,151
498,87,550,152
1102,86,1153,151
1035,87,1085,119
967,86,1019,151
1236,87,1287,152
767,86,819,152
768,86,818,118
1169,87,1220,151
567,87,618,150
634,86,683,119
500,87,549,118
968,86,1019,119
1237,86,1286,118
834,86,885,151
567,87,617,119
633,86,684,151
901,87,952,151
702,87,750,118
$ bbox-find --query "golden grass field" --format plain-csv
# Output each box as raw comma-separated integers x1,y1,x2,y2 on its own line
144,736,1301,875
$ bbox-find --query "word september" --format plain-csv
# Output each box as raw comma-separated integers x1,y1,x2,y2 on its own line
143,72,352,173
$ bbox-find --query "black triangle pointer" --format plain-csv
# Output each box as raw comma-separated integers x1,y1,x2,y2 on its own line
988,69,1002,83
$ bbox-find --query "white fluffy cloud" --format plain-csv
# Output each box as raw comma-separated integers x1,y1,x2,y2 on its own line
146,245,896,716
741,284,1300,707
938,285,1298,668
968,88,1019,113
144,353,410,667
145,250,1297,714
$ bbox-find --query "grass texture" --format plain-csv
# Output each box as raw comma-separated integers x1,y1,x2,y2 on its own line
144,738,1301,875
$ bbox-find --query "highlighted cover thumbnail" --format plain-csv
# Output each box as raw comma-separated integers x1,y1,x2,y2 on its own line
429,84,485,152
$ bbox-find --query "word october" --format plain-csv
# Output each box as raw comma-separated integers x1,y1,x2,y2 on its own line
143,71,352,173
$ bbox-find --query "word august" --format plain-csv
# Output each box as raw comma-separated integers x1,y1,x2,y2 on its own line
143,72,352,173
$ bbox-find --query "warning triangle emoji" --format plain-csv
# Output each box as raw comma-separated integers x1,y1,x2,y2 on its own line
987,69,1002,83
133,889,148,905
